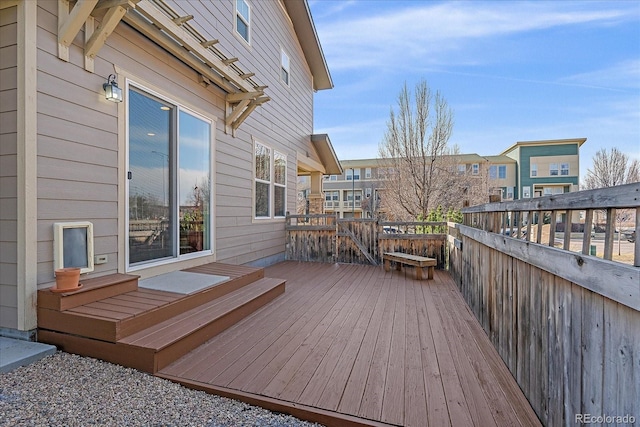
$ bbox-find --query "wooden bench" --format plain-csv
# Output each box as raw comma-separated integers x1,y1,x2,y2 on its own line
383,252,436,280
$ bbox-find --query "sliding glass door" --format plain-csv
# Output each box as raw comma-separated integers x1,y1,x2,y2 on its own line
128,86,212,267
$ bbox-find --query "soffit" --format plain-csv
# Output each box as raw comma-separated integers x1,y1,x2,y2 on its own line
311,134,342,175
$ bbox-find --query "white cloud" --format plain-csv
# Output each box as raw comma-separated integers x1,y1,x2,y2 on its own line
561,59,640,90
316,1,634,70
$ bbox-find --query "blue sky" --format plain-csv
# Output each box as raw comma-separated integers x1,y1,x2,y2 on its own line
308,0,640,180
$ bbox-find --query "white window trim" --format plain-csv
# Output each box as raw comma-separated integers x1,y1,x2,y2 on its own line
253,140,287,220
531,163,538,177
549,163,559,176
365,168,372,179
472,163,479,175
235,0,251,45
561,163,570,176
125,80,216,272
280,48,290,87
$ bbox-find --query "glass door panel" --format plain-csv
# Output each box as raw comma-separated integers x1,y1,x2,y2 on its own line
128,89,174,264
179,111,211,255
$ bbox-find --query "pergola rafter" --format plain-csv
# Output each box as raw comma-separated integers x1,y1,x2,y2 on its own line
55,0,269,131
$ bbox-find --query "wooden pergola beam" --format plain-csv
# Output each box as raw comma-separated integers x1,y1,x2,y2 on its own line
123,11,237,93
133,0,254,93
225,91,262,103
225,99,251,127
58,0,99,61
231,96,270,130
85,0,136,58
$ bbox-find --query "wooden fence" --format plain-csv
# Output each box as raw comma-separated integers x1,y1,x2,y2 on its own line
285,214,447,267
449,183,640,426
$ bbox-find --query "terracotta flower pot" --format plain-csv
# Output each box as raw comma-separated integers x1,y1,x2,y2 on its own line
53,267,82,292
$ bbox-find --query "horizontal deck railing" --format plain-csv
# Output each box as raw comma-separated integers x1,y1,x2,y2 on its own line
285,215,447,267
449,183,639,426
461,182,639,266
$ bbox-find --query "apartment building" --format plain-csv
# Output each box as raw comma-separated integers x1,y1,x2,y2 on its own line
502,138,584,199
318,139,583,219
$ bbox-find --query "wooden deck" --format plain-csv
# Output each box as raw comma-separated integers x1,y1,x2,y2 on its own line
38,263,285,373
158,261,541,427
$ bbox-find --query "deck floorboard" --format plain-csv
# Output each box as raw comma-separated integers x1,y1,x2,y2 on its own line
159,262,541,427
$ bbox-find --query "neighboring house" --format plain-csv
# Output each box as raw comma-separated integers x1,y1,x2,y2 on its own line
321,139,582,219
502,138,584,199
0,0,340,338
484,155,518,201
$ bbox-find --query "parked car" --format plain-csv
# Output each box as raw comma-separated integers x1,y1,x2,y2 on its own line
625,230,636,243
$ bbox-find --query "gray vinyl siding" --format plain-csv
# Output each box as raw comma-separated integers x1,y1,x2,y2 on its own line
0,6,18,329
32,0,318,280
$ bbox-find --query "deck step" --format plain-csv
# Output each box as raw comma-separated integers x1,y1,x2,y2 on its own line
37,273,140,311
39,277,286,373
38,265,265,342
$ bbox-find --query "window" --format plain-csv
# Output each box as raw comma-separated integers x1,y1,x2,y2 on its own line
498,165,507,179
324,191,338,208
281,49,290,86
330,175,337,181
235,0,250,43
531,163,537,177
489,166,497,179
458,164,467,174
365,187,372,198
254,141,286,218
127,86,212,266
561,163,569,176
549,163,559,176
472,163,479,175
543,186,564,196
506,187,514,199
346,168,360,180
365,168,372,179
344,191,362,207
522,186,531,198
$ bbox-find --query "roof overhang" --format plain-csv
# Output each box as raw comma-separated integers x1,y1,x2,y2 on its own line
501,137,587,155
310,134,342,175
282,0,333,91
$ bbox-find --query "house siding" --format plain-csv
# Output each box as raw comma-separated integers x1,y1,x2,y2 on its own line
28,0,318,287
0,7,18,329
0,6,18,329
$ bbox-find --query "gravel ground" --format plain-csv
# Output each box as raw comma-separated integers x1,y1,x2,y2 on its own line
0,352,324,427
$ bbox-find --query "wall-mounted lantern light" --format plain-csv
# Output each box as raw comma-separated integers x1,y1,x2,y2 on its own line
103,74,123,103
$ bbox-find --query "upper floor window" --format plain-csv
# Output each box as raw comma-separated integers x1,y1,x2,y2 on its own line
346,168,360,180
457,164,466,174
365,168,372,179
236,0,250,43
561,163,569,176
531,163,538,177
472,163,479,175
365,187,372,198
255,141,286,219
498,165,506,179
489,165,497,179
281,49,290,86
549,163,559,176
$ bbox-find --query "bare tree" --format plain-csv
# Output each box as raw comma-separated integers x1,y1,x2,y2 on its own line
584,147,640,189
378,80,457,220
584,148,639,238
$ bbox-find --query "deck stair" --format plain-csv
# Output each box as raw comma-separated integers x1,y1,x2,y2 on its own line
37,263,285,373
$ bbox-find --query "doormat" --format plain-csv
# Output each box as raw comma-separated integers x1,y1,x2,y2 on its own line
138,271,230,294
